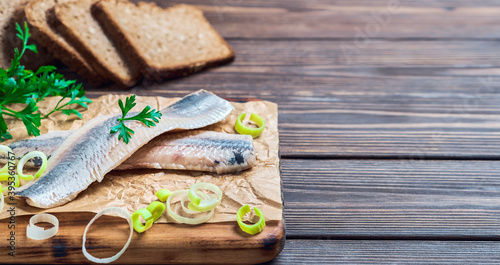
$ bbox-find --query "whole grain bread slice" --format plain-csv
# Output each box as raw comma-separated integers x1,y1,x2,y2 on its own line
24,0,108,86
92,0,235,80
54,0,141,87
0,0,54,70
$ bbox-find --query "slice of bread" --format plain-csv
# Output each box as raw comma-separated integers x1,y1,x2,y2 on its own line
92,0,235,80
54,0,141,87
24,0,108,86
0,0,54,70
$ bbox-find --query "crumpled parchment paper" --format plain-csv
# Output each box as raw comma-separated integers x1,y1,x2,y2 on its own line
0,94,282,223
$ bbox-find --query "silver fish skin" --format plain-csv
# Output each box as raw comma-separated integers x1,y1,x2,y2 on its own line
117,130,255,173
1,131,73,167
4,130,255,173
13,90,234,208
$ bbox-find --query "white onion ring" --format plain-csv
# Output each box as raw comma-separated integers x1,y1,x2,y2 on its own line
167,190,214,225
82,207,133,264
26,213,59,240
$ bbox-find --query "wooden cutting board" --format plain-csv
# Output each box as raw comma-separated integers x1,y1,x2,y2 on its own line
0,94,284,264
0,91,283,264
0,212,284,264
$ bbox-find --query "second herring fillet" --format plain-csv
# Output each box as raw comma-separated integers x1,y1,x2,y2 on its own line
5,130,256,174
118,131,255,173
13,90,234,208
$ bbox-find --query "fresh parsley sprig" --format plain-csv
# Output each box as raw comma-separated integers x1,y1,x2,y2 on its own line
110,95,162,144
0,22,91,141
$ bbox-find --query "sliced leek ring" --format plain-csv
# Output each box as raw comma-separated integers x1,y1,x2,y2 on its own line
166,190,214,225
146,201,165,223
82,207,133,264
155,189,171,202
131,208,153,233
0,145,18,193
0,173,19,193
235,113,266,138
0,145,13,174
181,191,212,214
26,213,59,240
236,205,266,235
17,151,47,180
0,184,4,213
187,183,222,212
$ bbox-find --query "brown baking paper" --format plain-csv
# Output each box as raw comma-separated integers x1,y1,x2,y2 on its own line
0,94,282,223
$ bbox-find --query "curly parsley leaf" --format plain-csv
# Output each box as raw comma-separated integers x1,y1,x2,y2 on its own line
110,95,162,144
0,22,91,141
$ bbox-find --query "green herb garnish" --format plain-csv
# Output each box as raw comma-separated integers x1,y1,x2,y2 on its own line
0,22,91,141
110,95,162,144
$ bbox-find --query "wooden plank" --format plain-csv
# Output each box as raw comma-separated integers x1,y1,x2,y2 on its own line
282,159,500,239
265,239,500,264
79,40,500,158
145,0,500,39
0,213,284,264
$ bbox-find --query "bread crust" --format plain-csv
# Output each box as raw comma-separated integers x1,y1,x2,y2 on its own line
1,0,55,70
92,0,235,80
54,0,141,87
25,0,108,86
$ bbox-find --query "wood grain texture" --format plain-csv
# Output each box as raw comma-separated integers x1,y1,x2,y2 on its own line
136,0,500,39
5,0,499,263
78,40,500,158
282,159,500,239
264,240,500,264
0,213,284,264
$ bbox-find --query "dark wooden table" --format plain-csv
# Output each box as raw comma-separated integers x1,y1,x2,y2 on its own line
80,0,500,263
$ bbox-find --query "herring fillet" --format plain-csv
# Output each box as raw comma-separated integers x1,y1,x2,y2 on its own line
3,130,73,166
13,90,234,208
4,130,256,173
119,131,255,173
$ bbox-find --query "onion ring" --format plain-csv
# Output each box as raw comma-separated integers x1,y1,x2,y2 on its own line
17,151,47,180
82,207,132,263
26,213,59,240
166,190,214,225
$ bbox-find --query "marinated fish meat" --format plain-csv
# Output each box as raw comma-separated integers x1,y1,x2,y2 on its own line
4,130,255,173
13,90,234,208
